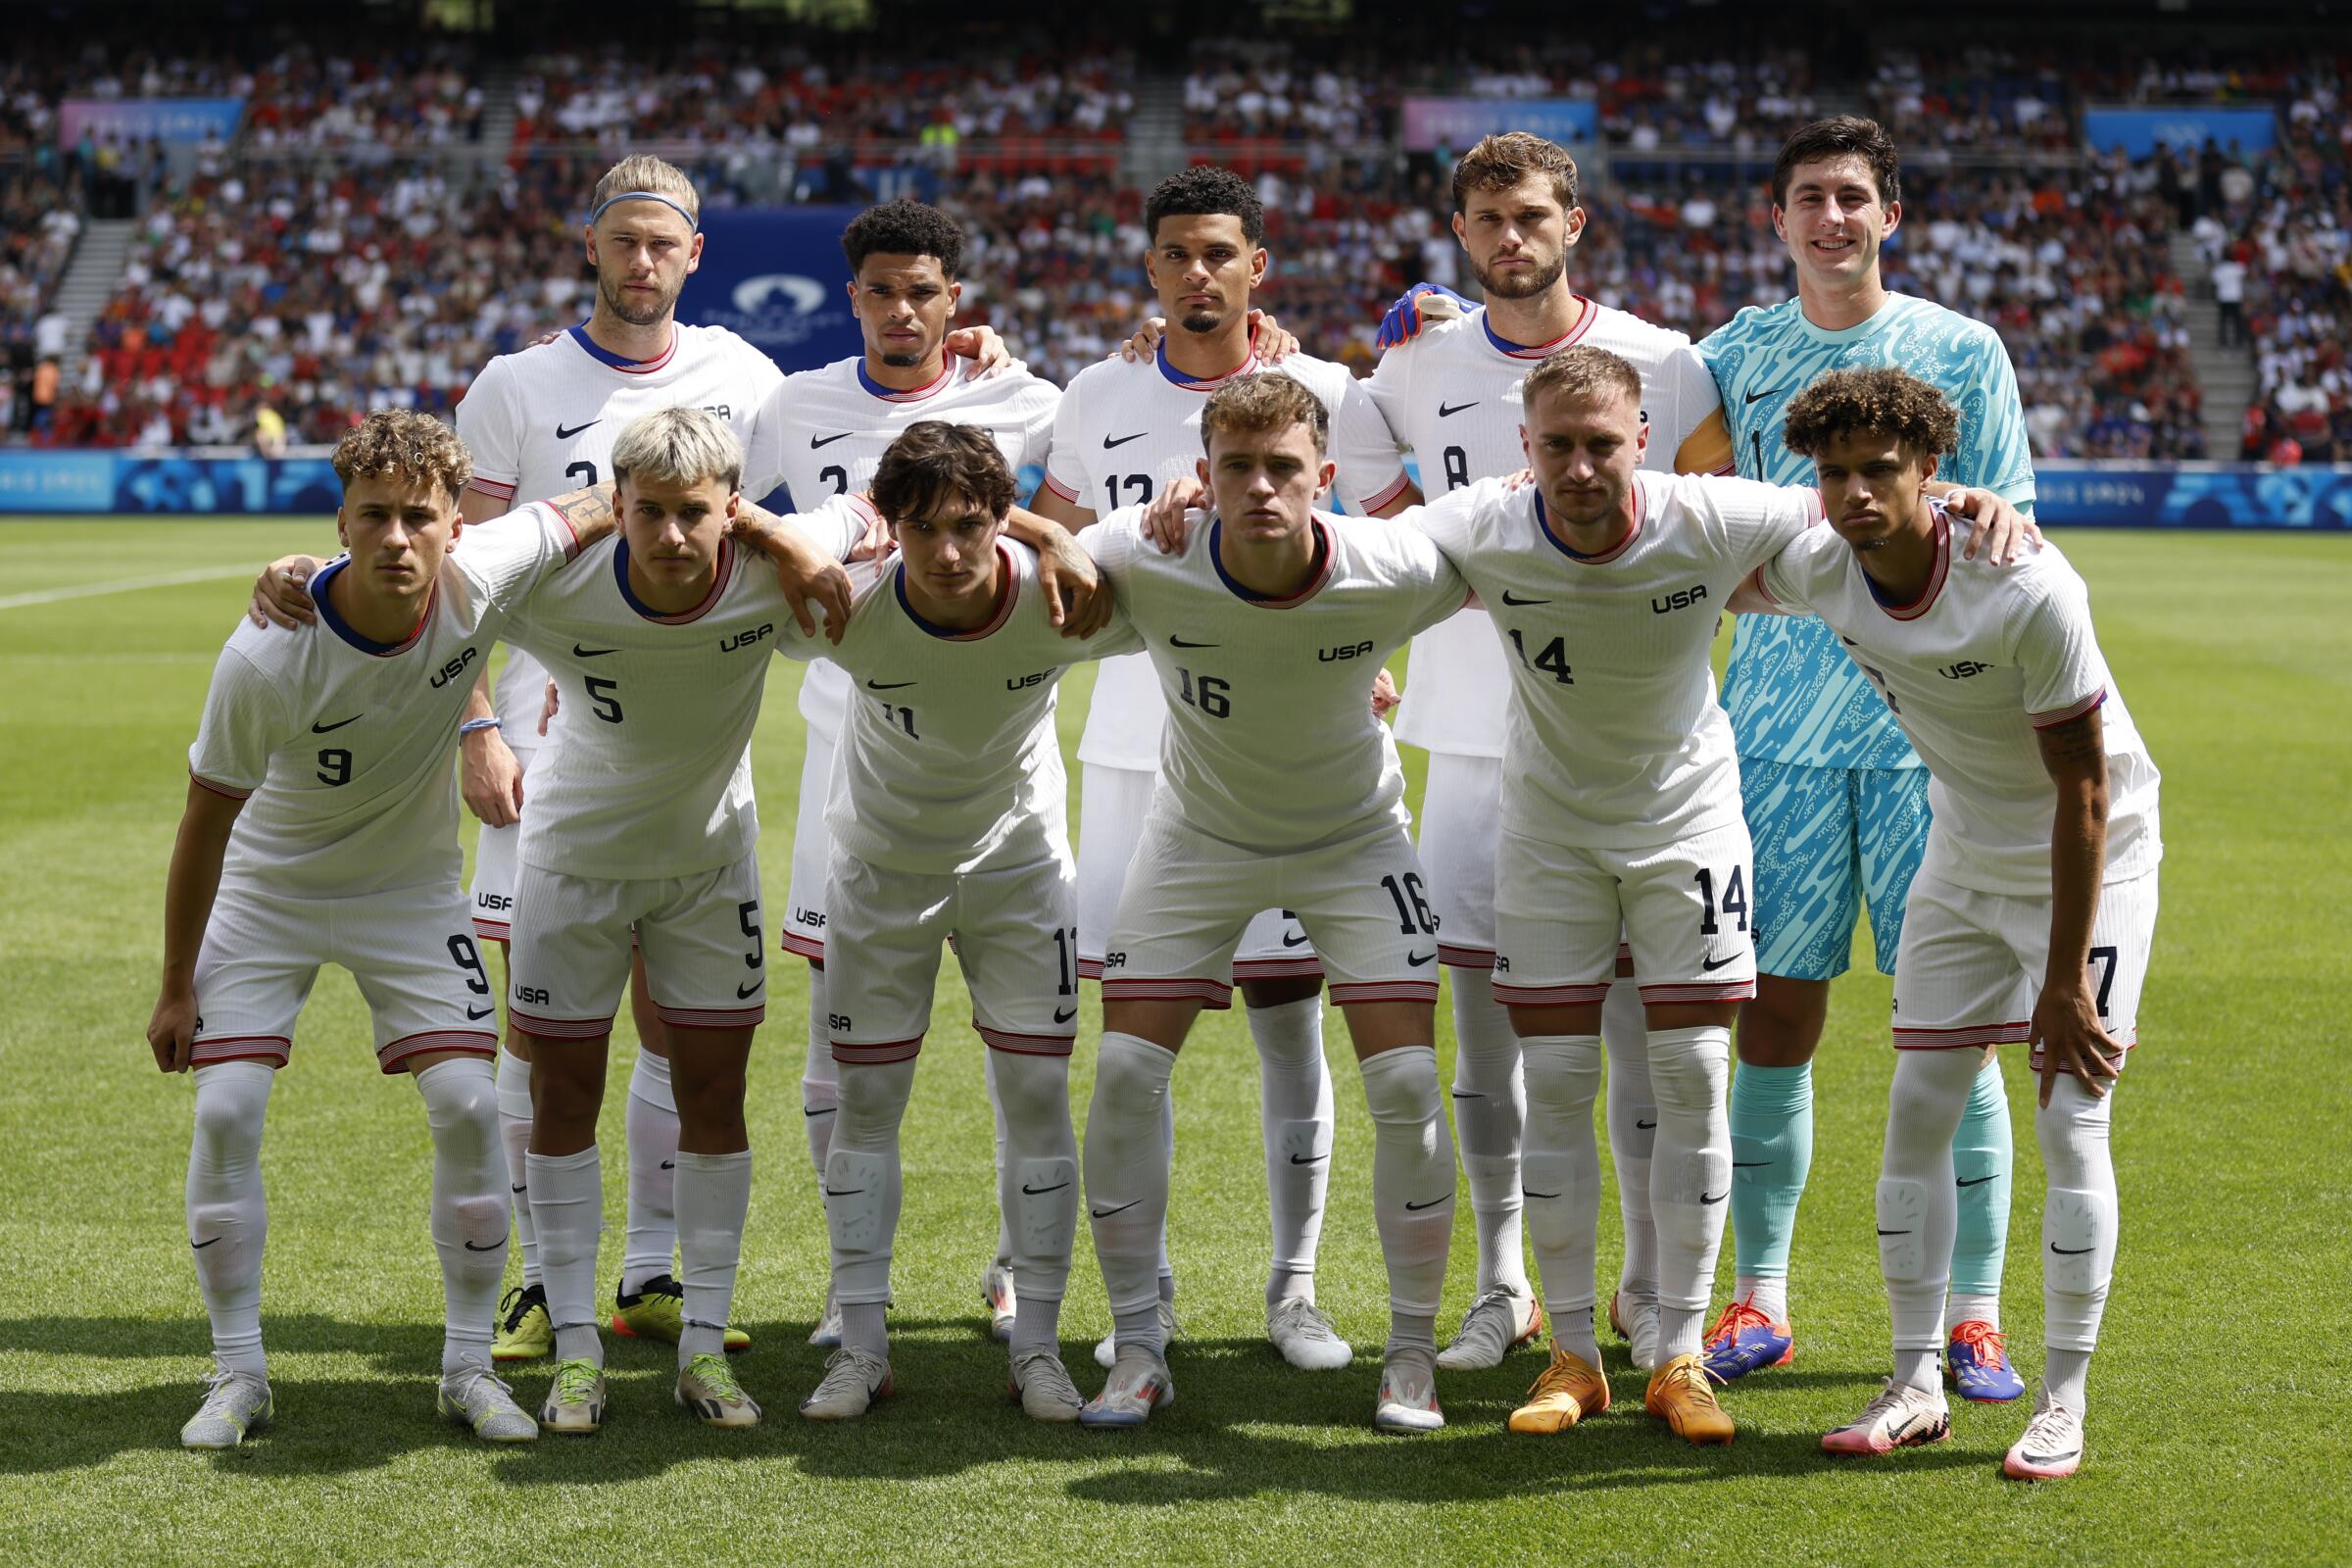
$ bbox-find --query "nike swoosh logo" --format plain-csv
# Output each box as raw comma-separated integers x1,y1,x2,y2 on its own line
457,1001,494,1020
737,980,761,999
660,1160,675,1170
1743,386,1790,406
191,1237,221,1250
1281,931,1309,949
1450,1090,1486,1100
1732,1159,1771,1167
1956,1174,1998,1187
1169,636,1218,649
1700,956,1740,971
1289,1152,1327,1165
1498,591,1550,607
311,714,362,733
1700,1191,1727,1204
1877,1229,1913,1236
556,419,601,439
464,1240,501,1250
2050,1245,2095,1254
866,679,916,690
573,644,618,658
1090,1200,1142,1218
1102,432,1148,449
1637,1119,1657,1130
804,1105,835,1118
1406,951,1436,966
1522,1189,1561,1200
1403,1196,1448,1211
809,432,854,448
1054,1006,1078,1024
1438,400,1480,417
1021,1180,1072,1195
511,1185,527,1194
824,1187,865,1197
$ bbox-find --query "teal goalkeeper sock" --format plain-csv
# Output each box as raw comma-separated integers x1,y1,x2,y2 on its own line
1728,1061,1812,1278
1948,1055,2014,1299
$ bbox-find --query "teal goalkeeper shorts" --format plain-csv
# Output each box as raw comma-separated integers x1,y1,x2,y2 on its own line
1740,758,1930,982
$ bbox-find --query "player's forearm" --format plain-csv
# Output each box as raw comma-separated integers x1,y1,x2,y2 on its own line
160,791,239,987
735,499,853,565
543,481,620,551
2038,720,2111,992
464,668,495,725
1004,504,1073,550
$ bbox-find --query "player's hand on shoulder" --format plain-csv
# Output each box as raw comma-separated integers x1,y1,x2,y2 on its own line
461,722,524,827
1245,308,1298,363
1117,317,1166,364
1034,524,1107,637
2030,978,2123,1106
1142,478,1208,553
249,554,323,628
947,324,1011,377
146,984,197,1073
1948,488,2043,565
1375,282,1468,350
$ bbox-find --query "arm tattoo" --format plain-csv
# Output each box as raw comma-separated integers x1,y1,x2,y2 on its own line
2035,708,2108,778
549,486,615,538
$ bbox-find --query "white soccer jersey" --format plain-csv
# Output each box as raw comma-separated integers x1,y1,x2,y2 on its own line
188,505,583,896
1044,344,1413,772
1080,508,1464,855
1754,512,2162,897
457,323,784,742
502,497,867,881
1411,470,1818,850
1368,302,1730,760
741,353,1062,742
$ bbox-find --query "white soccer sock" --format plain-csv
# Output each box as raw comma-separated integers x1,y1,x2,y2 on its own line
1518,1034,1603,1366
985,1048,1016,1266
824,1057,916,1314
2038,1073,2118,1410
525,1145,605,1367
1946,1292,2000,1334
1358,1045,1451,1352
186,1060,272,1378
1084,1033,1177,1355
673,1150,752,1366
1448,967,1530,1297
494,1047,538,1288
1156,1084,1177,1294
621,1051,680,1295
802,985,838,1182
415,1057,505,1376
1736,1275,1789,1324
1878,1050,1977,1389
1601,980,1657,1308
991,1049,1078,1353
1250,996,1332,1301
1648,1025,1733,1362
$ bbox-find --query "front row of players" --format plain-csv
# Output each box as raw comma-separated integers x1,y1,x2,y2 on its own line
153,348,2155,1482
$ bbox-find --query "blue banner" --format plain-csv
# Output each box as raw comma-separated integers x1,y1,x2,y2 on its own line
2081,106,2276,160
2033,460,2352,530
58,97,244,147
1402,97,1597,152
677,207,866,375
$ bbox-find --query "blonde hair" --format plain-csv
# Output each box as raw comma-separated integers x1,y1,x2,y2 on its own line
1522,344,1642,416
1200,372,1329,457
589,153,701,227
331,410,470,505
610,407,744,493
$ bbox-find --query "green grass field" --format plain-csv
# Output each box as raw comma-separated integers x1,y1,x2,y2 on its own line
3,519,2347,1566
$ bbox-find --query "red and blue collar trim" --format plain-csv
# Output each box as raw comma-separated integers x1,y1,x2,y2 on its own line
1156,338,1259,391
895,543,1019,640
1482,296,1596,360
613,536,735,624
567,323,678,375
1865,506,1951,621
1535,477,1645,565
313,557,433,656
1210,515,1335,607
857,359,956,403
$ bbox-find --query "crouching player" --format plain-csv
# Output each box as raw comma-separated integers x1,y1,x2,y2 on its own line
1076,374,1469,1434
1739,369,2159,1481
149,412,621,1448
783,423,1142,1423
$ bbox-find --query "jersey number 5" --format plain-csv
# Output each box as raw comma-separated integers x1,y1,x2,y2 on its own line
585,675,623,724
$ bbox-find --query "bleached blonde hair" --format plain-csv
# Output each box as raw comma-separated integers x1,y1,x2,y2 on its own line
589,153,701,226
611,407,743,493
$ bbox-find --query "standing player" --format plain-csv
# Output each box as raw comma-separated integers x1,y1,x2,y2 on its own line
1029,166,1416,1373
1695,119,2040,1399
1739,369,2159,1481
1075,375,1465,1434
149,412,614,1449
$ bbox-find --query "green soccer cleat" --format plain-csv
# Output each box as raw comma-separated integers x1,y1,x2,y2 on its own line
439,1366,539,1443
491,1283,552,1362
181,1368,272,1450
611,1274,750,1351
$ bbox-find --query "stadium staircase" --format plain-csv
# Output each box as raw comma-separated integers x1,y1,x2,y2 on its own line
1121,69,1188,189
2170,229,2255,458
48,218,137,386
476,64,520,161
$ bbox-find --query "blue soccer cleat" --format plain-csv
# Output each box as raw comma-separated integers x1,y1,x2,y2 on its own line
1946,1319,2027,1402
1699,1296,1795,1385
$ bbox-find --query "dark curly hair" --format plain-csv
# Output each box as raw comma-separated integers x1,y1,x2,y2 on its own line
872,420,1016,524
1783,368,1959,461
842,198,965,280
1145,165,1264,247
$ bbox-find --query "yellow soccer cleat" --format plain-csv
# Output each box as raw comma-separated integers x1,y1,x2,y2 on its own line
611,1274,751,1352
1646,1352,1736,1446
1507,1343,1611,1434
491,1283,552,1363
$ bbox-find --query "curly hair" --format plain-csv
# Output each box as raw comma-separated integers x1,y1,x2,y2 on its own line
1200,372,1327,457
871,420,1016,524
1146,165,1264,248
842,197,966,280
1452,131,1579,214
1782,368,1959,461
331,411,470,505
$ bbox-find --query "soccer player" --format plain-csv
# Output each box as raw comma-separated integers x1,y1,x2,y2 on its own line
1365,130,1734,1374
1030,166,1417,1374
1694,118,2041,1399
1074,374,1465,1434
149,411,616,1449
733,196,1071,1350
779,424,1141,1424
1738,368,2159,1481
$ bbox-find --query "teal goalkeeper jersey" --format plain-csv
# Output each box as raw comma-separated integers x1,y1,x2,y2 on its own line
1701,292,2036,770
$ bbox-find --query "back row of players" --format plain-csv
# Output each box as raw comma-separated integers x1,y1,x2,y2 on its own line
154,120,2159,1481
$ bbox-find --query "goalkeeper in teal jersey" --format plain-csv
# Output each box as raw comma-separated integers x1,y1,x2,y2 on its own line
1695,117,2038,1401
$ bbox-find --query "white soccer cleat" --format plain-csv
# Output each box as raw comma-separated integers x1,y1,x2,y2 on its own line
677,1351,762,1429
982,1260,1017,1344
1610,1289,1663,1373
180,1368,272,1450
800,1347,891,1422
2004,1386,2085,1481
1267,1297,1354,1371
1373,1347,1445,1434
1079,1347,1175,1429
1437,1284,1544,1371
438,1366,538,1443
1008,1348,1085,1423
808,1291,844,1349
1093,1299,1183,1369
1822,1377,1952,1456
538,1357,607,1436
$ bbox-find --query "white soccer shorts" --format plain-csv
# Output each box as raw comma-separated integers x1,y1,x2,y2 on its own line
507,851,767,1040
1099,813,1440,1010
823,848,1081,1066
190,879,500,1073
1891,862,2159,1069
1493,816,1757,1007
1417,750,1502,968
1076,760,1319,983
779,729,835,962
465,741,539,942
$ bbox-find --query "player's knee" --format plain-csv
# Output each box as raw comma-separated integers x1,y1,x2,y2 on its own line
1738,976,1829,1063
1358,1045,1441,1128
986,1051,1070,1130
2034,1076,2114,1183
835,1061,914,1139
1519,1036,1601,1120
189,1065,270,1168
1645,1028,1729,1118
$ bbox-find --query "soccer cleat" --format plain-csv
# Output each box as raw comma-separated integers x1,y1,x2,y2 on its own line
981,1261,1017,1344
1699,1295,1794,1385
2003,1387,2084,1481
1607,1289,1661,1372
1507,1343,1611,1434
808,1291,844,1349
1008,1348,1085,1423
438,1366,538,1443
1093,1299,1184,1370
1373,1347,1444,1434
1822,1377,1952,1456
1267,1297,1354,1371
1946,1320,2027,1402
800,1347,892,1422
1437,1284,1544,1371
677,1351,762,1428
611,1274,750,1352
1645,1352,1737,1446
180,1368,271,1450
538,1357,606,1435
491,1282,552,1362
1079,1347,1175,1429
